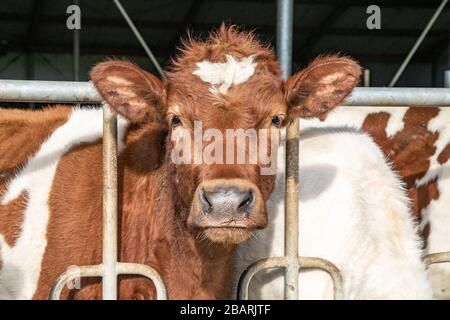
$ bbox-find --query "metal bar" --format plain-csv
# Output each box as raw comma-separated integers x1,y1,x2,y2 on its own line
237,256,343,300
113,0,165,79
445,70,450,88
73,0,80,81
298,257,343,299
237,257,288,300
344,87,450,106
116,262,167,300
363,69,370,87
2,80,450,106
49,265,103,300
389,0,449,87
49,262,168,299
102,104,118,300
277,0,293,79
424,252,450,267
277,0,298,300
0,80,100,103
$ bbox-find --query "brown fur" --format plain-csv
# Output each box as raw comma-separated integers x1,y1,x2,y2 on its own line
361,107,441,238
0,26,361,299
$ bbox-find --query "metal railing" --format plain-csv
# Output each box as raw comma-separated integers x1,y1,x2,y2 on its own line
1,79,450,300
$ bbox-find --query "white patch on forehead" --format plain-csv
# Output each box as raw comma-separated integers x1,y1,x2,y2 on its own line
0,107,128,299
193,54,257,95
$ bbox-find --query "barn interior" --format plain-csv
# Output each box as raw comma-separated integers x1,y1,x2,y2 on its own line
0,0,449,92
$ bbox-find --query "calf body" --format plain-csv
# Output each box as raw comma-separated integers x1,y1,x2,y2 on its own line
0,107,235,299
0,26,361,299
302,107,450,299
235,128,432,299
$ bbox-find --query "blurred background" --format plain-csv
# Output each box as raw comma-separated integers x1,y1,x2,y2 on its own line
0,0,449,88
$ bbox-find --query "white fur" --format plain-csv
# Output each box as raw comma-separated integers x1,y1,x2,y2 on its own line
235,127,432,299
413,107,450,298
193,55,256,94
0,108,128,299
302,107,450,299
301,106,409,138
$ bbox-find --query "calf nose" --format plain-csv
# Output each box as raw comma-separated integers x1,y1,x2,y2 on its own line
199,186,255,220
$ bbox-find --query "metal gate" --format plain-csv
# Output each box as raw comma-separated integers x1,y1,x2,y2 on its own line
1,79,450,300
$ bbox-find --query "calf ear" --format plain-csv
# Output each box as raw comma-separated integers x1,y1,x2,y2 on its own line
284,55,361,120
90,60,165,123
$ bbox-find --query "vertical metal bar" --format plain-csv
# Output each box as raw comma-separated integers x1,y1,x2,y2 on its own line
102,104,118,300
363,69,370,87
113,0,165,79
277,0,298,300
389,0,448,87
444,70,450,88
73,0,80,81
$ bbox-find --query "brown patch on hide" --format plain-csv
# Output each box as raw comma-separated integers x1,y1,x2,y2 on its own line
363,107,440,188
438,142,450,165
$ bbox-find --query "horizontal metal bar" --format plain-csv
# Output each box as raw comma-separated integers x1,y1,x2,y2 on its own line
2,80,450,106
49,262,167,300
424,251,450,267
237,255,343,300
0,80,100,103
298,256,343,299
116,262,167,300
49,264,103,300
237,257,288,300
344,87,450,106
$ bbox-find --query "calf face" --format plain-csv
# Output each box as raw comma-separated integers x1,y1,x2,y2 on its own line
91,27,361,245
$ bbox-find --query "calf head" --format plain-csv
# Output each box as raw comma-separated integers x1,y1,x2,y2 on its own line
91,26,361,245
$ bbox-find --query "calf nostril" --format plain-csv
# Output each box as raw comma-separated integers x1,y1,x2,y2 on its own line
238,190,255,214
199,189,213,213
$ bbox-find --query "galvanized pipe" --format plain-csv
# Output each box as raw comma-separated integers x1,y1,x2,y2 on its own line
424,252,450,267
445,70,450,88
237,257,288,300
277,0,298,300
73,0,80,81
277,0,293,79
237,256,343,300
2,80,450,106
0,80,100,103
48,262,167,299
116,262,167,300
298,257,343,299
49,264,103,300
363,69,370,87
102,104,118,300
389,0,449,87
345,87,450,106
113,0,165,79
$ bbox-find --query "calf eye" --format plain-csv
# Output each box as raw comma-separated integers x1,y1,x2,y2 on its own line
170,115,182,127
271,115,283,127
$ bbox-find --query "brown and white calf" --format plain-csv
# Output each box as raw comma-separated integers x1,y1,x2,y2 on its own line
301,106,450,298
0,26,361,299
236,105,448,299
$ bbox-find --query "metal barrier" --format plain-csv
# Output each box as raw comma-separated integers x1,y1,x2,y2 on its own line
0,79,167,300
1,79,450,300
